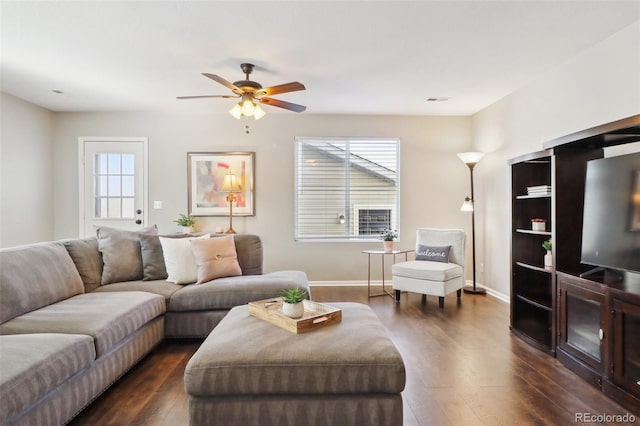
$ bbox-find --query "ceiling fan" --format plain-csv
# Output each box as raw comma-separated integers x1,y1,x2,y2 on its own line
177,63,306,120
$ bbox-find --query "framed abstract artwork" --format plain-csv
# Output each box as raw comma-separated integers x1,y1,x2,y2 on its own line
631,170,640,231
187,152,255,216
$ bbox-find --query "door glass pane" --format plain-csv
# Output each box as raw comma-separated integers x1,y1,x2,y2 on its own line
122,154,134,175
122,176,134,196
107,176,121,196
108,198,121,218
122,198,135,218
566,293,601,361
107,154,120,174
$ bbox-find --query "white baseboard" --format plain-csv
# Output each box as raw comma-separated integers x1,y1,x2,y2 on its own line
309,280,511,304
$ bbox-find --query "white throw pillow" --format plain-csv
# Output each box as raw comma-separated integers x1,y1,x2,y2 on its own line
159,234,210,284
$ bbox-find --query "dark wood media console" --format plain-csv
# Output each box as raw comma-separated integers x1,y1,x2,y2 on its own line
509,114,640,415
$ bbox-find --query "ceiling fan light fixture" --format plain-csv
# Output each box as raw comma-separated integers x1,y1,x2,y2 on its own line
253,104,266,120
229,103,242,119
240,94,256,116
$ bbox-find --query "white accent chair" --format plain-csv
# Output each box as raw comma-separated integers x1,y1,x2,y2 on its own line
392,228,466,308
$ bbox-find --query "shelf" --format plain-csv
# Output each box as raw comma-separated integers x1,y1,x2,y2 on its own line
516,193,552,200
516,229,552,236
516,294,552,311
516,261,553,274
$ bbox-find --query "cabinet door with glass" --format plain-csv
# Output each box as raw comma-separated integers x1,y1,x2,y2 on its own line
557,273,606,384
611,296,640,399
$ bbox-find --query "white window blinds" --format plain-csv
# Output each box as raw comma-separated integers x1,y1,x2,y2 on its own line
295,137,399,241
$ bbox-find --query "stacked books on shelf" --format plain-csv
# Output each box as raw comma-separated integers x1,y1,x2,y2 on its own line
527,185,551,196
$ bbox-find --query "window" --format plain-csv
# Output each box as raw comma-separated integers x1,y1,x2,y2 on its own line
295,137,399,241
93,153,136,219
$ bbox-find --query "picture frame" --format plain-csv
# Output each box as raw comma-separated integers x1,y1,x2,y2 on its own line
187,152,255,217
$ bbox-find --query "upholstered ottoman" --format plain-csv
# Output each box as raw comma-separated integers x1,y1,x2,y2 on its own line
184,302,405,426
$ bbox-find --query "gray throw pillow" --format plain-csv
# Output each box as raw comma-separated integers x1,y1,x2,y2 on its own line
415,245,451,263
140,233,191,281
97,225,158,285
62,237,104,292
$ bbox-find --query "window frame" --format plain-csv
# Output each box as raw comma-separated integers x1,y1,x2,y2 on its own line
294,136,401,242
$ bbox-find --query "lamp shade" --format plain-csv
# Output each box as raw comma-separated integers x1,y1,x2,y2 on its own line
457,152,485,167
229,104,242,119
221,172,242,192
460,197,474,212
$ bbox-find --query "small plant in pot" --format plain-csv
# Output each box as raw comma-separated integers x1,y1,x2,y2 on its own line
280,287,308,319
542,239,552,268
174,214,196,233
380,229,398,252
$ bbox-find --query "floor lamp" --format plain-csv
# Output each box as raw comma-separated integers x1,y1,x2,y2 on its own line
221,171,241,234
457,151,486,295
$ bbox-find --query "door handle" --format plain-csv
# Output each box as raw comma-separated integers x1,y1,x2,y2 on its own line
136,209,142,215
135,219,142,225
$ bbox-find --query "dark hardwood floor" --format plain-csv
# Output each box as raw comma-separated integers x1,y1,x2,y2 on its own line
70,286,637,425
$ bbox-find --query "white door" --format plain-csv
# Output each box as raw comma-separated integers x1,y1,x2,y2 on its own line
79,138,148,237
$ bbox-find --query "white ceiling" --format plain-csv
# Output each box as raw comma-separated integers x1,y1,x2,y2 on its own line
1,1,638,116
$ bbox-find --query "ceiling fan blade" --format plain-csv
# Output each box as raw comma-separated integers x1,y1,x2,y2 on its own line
259,82,306,96
259,97,306,113
176,95,239,99
202,73,242,94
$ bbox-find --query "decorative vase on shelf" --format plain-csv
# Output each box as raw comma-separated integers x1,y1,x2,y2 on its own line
544,250,553,269
383,241,394,252
531,220,546,231
181,226,194,234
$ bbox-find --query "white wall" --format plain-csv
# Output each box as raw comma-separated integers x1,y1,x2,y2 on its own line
51,112,472,281
471,21,640,296
0,92,53,247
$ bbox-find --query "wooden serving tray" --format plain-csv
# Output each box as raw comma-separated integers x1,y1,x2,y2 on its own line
248,298,342,334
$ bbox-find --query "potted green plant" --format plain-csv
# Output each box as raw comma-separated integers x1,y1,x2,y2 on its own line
174,213,196,233
280,287,308,318
380,229,398,252
542,239,552,269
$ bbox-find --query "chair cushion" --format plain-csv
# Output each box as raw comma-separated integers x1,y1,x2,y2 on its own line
0,333,95,424
0,292,165,358
392,260,462,281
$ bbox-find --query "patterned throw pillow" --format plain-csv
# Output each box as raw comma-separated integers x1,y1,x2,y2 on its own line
415,245,451,263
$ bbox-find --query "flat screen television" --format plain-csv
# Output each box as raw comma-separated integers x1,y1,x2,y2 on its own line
581,152,640,275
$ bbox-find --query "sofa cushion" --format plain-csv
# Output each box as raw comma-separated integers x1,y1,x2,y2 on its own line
97,225,158,285
0,242,84,324
91,279,183,302
223,234,262,276
0,333,95,424
0,292,165,357
159,234,210,284
191,236,242,284
392,260,463,281
168,271,309,312
62,237,104,292
140,233,193,281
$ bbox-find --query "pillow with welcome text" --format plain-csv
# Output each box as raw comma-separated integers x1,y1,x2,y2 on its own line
415,245,451,263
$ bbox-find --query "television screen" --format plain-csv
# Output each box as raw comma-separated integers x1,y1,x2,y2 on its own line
581,152,640,274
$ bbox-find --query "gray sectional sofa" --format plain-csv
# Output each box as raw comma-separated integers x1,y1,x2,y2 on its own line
0,233,309,426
